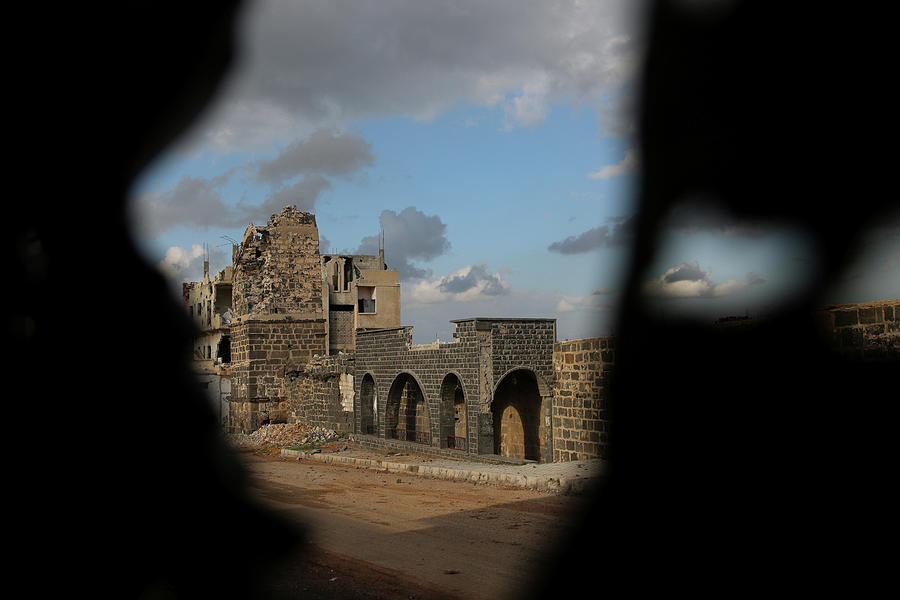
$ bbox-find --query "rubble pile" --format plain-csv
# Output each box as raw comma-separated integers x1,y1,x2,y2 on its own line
226,423,340,449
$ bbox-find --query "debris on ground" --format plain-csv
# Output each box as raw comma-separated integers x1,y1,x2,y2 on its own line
226,423,341,449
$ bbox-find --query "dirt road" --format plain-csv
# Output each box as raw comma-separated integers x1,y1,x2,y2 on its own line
237,449,591,600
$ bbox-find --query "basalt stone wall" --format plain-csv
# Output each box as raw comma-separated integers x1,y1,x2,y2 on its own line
815,299,900,359
227,319,327,433
355,324,480,452
286,354,355,433
354,318,557,460
552,337,615,462
229,319,327,400
226,398,287,435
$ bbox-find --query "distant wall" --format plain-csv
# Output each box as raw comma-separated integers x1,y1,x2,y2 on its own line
815,299,900,358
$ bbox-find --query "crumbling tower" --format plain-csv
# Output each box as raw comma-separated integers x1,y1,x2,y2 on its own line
228,206,327,432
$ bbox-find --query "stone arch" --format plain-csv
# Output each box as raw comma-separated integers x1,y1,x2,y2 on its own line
439,372,467,450
385,372,431,445
359,372,378,435
491,368,549,461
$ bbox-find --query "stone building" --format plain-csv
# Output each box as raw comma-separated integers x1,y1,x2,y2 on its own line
182,206,898,464
182,205,615,462
349,321,615,463
321,251,401,354
182,206,402,433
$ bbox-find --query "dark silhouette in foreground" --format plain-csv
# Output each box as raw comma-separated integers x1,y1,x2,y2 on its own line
11,1,893,597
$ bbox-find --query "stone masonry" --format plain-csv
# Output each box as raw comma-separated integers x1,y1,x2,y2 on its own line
552,337,614,461
227,207,328,433
354,318,557,461
286,353,355,434
814,299,900,359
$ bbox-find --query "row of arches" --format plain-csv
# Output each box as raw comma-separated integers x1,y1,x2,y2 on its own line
358,369,547,461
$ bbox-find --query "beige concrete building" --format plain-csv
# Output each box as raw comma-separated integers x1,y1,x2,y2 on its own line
321,250,401,353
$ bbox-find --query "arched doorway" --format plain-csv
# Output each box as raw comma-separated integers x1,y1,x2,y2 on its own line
492,369,545,460
359,373,377,435
440,374,466,450
386,373,431,445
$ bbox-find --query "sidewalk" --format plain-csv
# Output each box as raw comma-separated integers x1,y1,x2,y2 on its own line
280,445,608,494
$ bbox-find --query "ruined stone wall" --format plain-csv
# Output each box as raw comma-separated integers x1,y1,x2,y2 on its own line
227,206,328,433
231,208,323,318
229,320,327,400
552,337,614,462
815,299,900,359
286,354,355,433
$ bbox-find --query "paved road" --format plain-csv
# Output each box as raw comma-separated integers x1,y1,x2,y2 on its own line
239,450,594,600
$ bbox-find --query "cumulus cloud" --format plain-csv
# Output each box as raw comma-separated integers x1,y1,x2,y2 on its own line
133,129,374,237
186,0,645,151
643,261,766,299
136,173,241,238
248,174,332,220
135,172,332,237
556,287,617,312
404,263,511,305
253,129,373,184
588,148,639,179
547,199,789,257
157,244,229,284
356,207,451,280
548,216,636,254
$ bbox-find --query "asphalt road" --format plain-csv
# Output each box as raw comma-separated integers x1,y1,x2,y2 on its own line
238,450,592,600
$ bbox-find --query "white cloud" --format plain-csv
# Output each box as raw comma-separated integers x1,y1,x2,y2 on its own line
556,288,616,312
588,148,639,179
643,261,766,299
157,245,206,282
157,244,229,285
404,263,510,305
180,0,645,152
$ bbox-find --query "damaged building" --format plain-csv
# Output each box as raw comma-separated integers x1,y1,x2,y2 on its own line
184,205,899,463
183,262,233,426
183,205,613,463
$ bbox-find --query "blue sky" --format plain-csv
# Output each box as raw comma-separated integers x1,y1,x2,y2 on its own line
128,0,898,344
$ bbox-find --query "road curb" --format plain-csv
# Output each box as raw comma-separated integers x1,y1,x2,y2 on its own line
280,449,600,494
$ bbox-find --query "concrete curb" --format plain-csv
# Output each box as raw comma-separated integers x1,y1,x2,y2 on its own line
280,448,601,494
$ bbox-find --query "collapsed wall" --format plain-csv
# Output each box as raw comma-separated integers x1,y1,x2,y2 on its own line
286,353,355,433
227,206,328,433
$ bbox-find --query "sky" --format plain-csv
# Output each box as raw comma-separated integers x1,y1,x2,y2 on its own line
128,0,899,344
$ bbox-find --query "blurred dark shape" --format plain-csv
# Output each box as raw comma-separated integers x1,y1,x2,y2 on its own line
9,2,300,597
9,1,893,598
528,1,895,595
